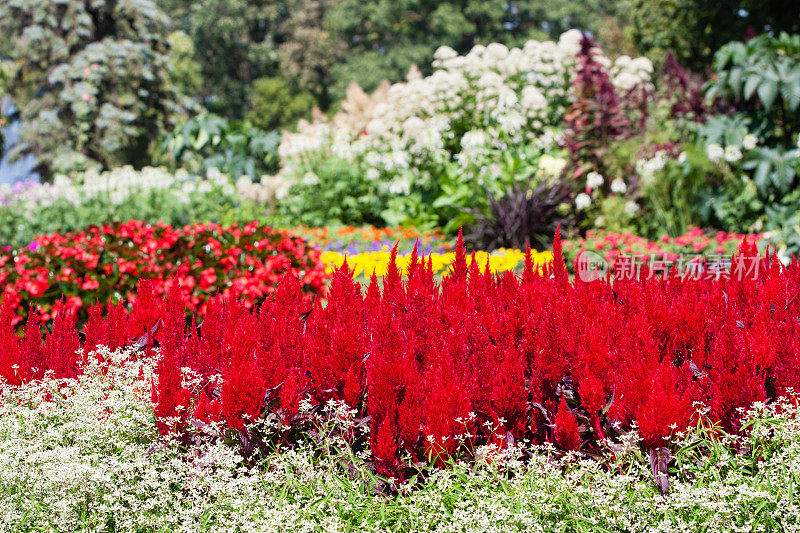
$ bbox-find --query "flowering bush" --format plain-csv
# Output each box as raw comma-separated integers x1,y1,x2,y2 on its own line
3,230,799,488
0,166,276,248
275,31,653,230
625,33,800,251
563,35,648,183
0,0,189,176
0,220,327,324
696,111,800,245
0,166,233,209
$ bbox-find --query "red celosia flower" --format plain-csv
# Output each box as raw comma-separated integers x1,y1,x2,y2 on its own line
221,353,267,433
554,396,582,450
1,228,799,474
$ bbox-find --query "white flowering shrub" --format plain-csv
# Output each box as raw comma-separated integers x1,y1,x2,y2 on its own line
0,166,230,209
624,113,800,245
276,30,654,231
0,346,799,531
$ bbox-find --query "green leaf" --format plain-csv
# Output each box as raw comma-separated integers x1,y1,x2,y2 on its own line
757,80,779,110
743,75,761,100
727,67,743,97
192,128,209,150
781,78,800,111
753,160,772,194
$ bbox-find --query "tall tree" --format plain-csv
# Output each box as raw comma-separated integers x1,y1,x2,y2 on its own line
159,0,281,117
159,0,630,114
321,0,626,101
276,0,345,109
625,0,800,70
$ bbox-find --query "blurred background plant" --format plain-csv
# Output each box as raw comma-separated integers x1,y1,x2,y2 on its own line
0,0,797,257
0,167,277,248
277,155,389,227
0,0,193,178
153,114,281,179
624,32,800,253
246,77,316,132
273,31,653,236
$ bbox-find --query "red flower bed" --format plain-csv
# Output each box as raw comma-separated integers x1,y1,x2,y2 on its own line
0,220,328,324
0,230,797,479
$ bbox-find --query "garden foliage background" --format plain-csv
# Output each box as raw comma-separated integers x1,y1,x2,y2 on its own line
0,1,798,258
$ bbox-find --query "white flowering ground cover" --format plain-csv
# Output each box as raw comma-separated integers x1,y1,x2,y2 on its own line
0,167,236,210
1,347,799,532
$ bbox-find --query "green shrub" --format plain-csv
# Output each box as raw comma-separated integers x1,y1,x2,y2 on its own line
247,77,316,132
277,156,388,227
695,34,800,247
154,114,281,179
167,31,204,96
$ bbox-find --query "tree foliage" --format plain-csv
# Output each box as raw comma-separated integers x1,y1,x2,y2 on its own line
275,0,345,109
625,0,800,70
160,0,631,113
0,0,187,178
246,77,316,132
322,0,625,100
159,0,281,117
167,31,203,96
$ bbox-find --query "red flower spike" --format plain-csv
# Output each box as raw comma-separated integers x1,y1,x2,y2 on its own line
523,241,535,285
222,353,268,433
449,226,468,281
373,419,399,476
554,395,581,451
550,223,568,284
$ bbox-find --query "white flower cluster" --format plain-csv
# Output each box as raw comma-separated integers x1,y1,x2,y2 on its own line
0,166,236,213
586,171,604,190
608,55,655,92
610,178,627,194
706,141,749,164
235,174,292,204
575,192,591,210
578,171,629,212
539,154,569,177
635,149,670,184
275,30,655,195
